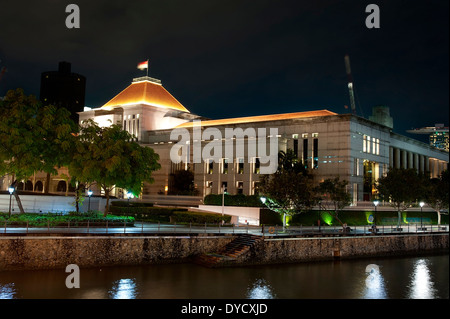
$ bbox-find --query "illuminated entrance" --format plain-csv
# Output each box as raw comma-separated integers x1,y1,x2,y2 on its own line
363,160,379,201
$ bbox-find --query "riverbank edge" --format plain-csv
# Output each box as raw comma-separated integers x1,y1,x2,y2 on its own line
0,233,448,271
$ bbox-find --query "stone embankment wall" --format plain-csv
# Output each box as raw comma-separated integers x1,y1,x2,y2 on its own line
248,234,449,265
0,234,447,270
0,235,234,271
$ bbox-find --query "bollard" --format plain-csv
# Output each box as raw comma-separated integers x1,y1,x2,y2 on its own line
158,221,160,233
27,220,29,234
124,220,127,234
141,220,144,233
4,221,6,234
174,222,176,233
87,220,89,234
106,220,108,234
219,222,221,234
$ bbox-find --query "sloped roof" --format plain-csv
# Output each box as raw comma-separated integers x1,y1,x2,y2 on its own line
102,77,190,113
176,110,337,128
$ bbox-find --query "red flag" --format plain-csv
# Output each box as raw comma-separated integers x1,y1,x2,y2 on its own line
137,61,148,70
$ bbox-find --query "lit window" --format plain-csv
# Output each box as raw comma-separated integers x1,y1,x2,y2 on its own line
237,158,244,174
222,158,228,174
312,133,319,138
376,139,380,155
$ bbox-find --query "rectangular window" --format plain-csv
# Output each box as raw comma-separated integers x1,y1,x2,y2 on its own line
253,157,260,174
313,138,318,169
123,120,127,131
237,158,244,174
293,139,299,158
236,181,243,194
303,138,308,168
372,137,376,154
206,159,213,174
253,181,260,195
363,135,367,153
222,158,228,174
376,138,380,155
221,181,228,193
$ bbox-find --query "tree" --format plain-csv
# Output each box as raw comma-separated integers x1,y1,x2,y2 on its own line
169,168,198,195
376,167,422,228
317,177,352,229
0,88,76,213
425,170,449,225
260,149,318,228
69,120,161,216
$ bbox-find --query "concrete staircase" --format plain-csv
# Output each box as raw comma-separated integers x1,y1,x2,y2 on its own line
193,234,262,268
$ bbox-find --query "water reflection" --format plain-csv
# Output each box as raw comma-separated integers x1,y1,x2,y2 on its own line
408,259,436,299
247,279,276,299
0,283,16,299
363,264,387,299
109,278,137,299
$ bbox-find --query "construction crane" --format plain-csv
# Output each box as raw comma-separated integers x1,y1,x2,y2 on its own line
344,54,357,115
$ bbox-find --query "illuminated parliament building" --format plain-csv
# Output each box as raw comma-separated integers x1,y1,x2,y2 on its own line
2,75,449,204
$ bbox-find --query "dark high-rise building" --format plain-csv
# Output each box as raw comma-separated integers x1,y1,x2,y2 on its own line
40,61,86,123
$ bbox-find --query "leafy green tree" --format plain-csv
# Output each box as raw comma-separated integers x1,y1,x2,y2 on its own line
69,120,161,216
169,168,198,195
0,88,76,213
376,167,422,228
317,177,352,229
425,170,449,225
260,149,318,228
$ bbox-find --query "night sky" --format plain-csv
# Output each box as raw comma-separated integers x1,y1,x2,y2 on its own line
0,0,448,143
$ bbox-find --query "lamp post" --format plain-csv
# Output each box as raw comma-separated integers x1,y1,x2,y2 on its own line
419,201,425,231
373,200,379,231
127,191,133,206
8,186,14,217
87,190,93,212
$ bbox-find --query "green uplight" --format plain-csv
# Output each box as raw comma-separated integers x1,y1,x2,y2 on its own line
322,212,333,225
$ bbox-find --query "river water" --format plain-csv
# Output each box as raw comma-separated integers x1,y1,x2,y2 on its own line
0,254,448,299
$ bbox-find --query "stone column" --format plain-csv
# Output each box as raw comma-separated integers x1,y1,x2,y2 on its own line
395,148,400,168
425,156,430,174
419,155,425,174
414,153,419,173
408,152,413,169
401,150,407,169
389,147,394,168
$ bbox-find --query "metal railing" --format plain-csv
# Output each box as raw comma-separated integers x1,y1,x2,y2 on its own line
1,220,448,236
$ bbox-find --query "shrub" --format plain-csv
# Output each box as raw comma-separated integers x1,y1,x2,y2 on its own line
110,201,154,207
203,194,263,207
109,206,188,222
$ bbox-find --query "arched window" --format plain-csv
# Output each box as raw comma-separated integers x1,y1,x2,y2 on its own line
57,181,67,192
25,180,33,191
34,181,44,192
17,182,24,191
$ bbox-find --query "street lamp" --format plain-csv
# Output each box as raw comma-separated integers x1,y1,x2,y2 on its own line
126,191,133,206
419,201,425,231
373,200,379,230
87,190,93,212
260,197,267,205
8,186,14,217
